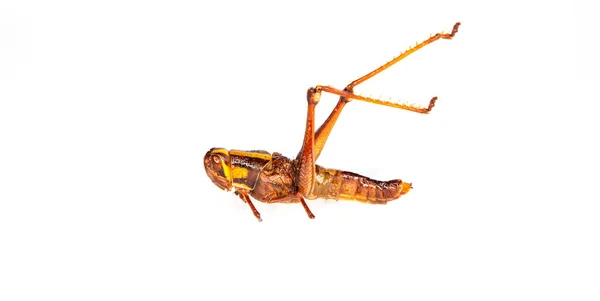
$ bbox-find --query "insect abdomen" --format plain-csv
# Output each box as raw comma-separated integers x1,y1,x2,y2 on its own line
312,165,412,203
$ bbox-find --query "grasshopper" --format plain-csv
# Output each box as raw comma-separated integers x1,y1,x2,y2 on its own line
204,22,460,221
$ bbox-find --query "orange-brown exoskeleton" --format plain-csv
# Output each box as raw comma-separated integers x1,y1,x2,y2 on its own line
204,22,461,221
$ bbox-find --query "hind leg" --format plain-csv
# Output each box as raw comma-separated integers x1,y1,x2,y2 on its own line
296,22,461,210
306,22,461,161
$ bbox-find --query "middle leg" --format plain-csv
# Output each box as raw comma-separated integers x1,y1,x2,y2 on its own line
270,193,315,219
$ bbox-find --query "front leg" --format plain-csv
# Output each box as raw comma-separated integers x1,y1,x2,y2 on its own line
296,87,321,200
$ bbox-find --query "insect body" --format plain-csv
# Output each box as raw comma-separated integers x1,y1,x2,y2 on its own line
204,22,461,221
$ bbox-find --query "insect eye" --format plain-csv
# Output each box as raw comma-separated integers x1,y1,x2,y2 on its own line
212,155,221,164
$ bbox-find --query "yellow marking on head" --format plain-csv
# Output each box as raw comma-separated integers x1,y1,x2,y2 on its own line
220,160,232,183
232,166,248,179
204,148,234,191
209,148,232,183
229,150,272,161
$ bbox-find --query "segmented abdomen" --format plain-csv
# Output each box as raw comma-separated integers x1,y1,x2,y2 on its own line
312,165,412,204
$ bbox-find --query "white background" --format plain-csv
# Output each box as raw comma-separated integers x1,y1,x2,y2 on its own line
1,0,599,300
